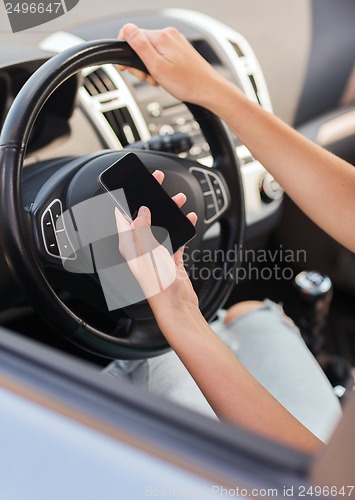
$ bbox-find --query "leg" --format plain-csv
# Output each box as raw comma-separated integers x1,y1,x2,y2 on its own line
218,300,342,442
223,300,265,324
103,300,342,441
103,351,218,420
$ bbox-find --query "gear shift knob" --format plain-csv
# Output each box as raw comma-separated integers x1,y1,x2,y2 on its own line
294,271,333,351
294,271,353,399
294,271,332,301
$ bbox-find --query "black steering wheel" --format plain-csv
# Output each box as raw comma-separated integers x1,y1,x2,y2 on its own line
0,40,244,359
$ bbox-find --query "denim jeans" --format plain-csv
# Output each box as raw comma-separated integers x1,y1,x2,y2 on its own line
103,300,341,442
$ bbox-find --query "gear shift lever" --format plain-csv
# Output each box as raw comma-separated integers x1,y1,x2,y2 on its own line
294,271,333,353
294,271,353,399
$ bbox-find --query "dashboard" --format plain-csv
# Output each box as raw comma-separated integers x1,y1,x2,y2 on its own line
0,9,284,309
0,58,79,153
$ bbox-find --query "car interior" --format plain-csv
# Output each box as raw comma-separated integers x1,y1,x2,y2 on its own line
0,2,355,492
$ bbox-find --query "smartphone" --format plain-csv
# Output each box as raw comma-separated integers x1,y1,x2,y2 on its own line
98,153,196,253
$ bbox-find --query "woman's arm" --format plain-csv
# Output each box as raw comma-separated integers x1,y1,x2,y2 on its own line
119,24,355,253
115,201,323,454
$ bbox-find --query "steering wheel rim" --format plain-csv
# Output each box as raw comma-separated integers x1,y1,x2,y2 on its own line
0,40,245,359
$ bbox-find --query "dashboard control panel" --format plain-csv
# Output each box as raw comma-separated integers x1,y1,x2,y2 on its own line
260,173,284,203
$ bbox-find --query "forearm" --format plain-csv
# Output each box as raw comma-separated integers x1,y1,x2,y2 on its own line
154,304,323,454
201,79,355,252
121,25,355,251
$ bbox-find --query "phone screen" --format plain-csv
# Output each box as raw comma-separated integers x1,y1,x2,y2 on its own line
98,153,196,252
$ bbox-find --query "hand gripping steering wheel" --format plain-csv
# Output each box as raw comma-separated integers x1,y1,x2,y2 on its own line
0,40,244,359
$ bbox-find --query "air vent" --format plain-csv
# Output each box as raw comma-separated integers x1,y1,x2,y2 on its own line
82,67,142,147
248,74,261,105
83,67,117,95
230,41,244,58
103,106,140,146
229,40,264,107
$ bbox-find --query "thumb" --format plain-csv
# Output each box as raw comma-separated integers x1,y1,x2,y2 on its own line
121,24,162,72
120,23,137,39
133,205,151,228
132,206,157,256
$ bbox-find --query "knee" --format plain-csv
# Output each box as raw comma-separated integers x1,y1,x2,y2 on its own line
224,300,264,324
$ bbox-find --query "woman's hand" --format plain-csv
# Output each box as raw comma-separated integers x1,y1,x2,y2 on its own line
117,24,225,107
115,170,199,328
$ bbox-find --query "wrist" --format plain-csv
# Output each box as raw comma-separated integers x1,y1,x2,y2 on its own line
201,77,255,136
198,74,241,112
150,297,205,337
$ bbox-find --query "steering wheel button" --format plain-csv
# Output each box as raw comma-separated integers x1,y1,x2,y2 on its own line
211,177,219,187
48,244,59,256
200,179,210,192
192,170,211,192
217,196,225,209
42,211,53,230
44,230,60,257
56,231,76,260
211,177,224,196
41,211,59,256
205,194,217,220
51,201,64,230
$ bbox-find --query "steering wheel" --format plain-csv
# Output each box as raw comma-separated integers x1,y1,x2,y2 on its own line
0,40,244,359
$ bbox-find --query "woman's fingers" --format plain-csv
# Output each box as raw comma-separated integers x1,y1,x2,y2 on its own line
152,169,164,184
118,66,158,86
117,25,159,84
173,211,198,267
119,24,164,78
118,23,221,105
171,192,186,208
133,205,151,227
115,207,137,262
116,163,197,266
187,211,198,226
152,170,187,209
119,205,177,296
116,64,128,72
131,206,158,257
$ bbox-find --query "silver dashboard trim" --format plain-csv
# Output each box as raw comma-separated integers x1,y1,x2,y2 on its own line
40,32,151,149
163,9,273,112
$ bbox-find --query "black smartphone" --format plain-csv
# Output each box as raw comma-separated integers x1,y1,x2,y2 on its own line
98,153,196,253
